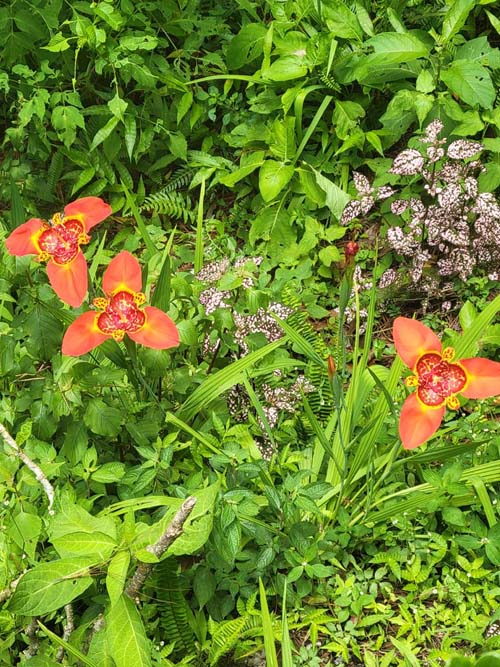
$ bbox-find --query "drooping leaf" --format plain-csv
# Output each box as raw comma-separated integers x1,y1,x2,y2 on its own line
107,595,151,667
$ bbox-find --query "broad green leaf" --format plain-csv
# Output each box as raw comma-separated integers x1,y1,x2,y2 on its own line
441,60,495,109
92,461,126,483
108,93,128,121
106,551,131,607
107,595,151,667
312,169,349,220
333,100,365,140
49,503,117,540
259,160,294,202
84,399,123,437
259,579,279,667
441,0,476,42
318,246,341,265
365,32,429,63
9,558,94,615
42,32,73,52
220,151,265,187
71,167,96,196
264,56,307,81
51,532,117,560
226,23,267,70
24,304,63,360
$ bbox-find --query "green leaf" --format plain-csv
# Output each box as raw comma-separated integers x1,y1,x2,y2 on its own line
219,151,265,187
123,114,137,160
264,56,307,81
92,462,126,483
51,532,117,560
108,93,128,121
259,160,294,202
441,61,495,109
37,622,99,667
90,116,119,151
84,399,123,437
107,595,151,667
178,338,286,421
42,32,73,52
50,503,117,540
106,551,130,607
441,0,477,43
364,32,429,63
486,9,500,35
318,246,341,265
9,558,95,615
312,169,350,220
24,304,63,360
226,23,267,70
332,100,365,140
259,579,278,667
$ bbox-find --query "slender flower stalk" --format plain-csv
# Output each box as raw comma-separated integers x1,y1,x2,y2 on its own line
393,317,500,449
5,197,112,306
62,251,180,356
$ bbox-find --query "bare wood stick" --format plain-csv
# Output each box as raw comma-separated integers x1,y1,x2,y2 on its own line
0,422,55,514
125,496,197,601
56,604,75,662
22,618,40,658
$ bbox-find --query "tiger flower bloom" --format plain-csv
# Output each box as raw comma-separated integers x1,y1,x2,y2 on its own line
5,197,112,307
62,251,180,357
393,317,500,450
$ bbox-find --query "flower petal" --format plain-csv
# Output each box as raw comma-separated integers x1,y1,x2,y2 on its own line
128,306,180,350
64,197,112,231
103,251,143,295
460,358,500,399
62,312,109,356
46,252,88,307
5,219,44,256
399,393,445,450
393,317,442,369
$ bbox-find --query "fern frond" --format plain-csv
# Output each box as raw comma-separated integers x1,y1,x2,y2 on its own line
207,616,248,666
140,190,195,222
47,151,64,195
162,167,194,193
151,558,196,655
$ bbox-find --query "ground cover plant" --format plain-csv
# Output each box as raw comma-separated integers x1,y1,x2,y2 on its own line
1,0,500,665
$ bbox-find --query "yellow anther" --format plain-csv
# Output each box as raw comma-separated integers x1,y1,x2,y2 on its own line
112,330,125,342
93,297,109,311
442,347,455,362
50,212,64,226
404,375,419,387
446,395,460,410
134,291,146,306
78,233,91,245
37,251,50,262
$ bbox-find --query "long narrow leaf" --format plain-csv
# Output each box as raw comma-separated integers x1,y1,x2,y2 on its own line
259,578,278,667
178,338,286,421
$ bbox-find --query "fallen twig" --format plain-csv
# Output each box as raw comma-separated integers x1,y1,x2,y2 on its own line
0,422,55,514
125,496,197,601
56,604,75,662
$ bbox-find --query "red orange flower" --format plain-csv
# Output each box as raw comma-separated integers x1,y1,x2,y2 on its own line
62,251,180,356
393,317,500,450
5,197,112,307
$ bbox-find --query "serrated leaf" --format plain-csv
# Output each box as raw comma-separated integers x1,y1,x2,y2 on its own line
84,399,123,437
8,558,94,615
107,595,151,667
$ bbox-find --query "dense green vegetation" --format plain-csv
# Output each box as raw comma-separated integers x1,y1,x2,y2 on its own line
0,0,500,665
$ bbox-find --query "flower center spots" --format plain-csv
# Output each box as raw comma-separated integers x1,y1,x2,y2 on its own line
94,291,146,341
37,215,90,265
413,352,467,407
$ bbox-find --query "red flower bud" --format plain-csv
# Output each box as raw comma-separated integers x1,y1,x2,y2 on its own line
345,241,359,257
